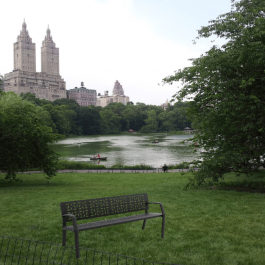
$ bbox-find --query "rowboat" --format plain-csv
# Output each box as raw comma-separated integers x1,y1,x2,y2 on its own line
90,157,107,161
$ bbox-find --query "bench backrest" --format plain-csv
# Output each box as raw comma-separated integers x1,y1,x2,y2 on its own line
60,193,149,222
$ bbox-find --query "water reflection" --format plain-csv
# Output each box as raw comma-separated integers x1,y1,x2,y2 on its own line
51,134,199,167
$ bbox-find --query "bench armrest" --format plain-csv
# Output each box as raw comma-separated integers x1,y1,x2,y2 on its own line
147,202,165,216
62,214,78,232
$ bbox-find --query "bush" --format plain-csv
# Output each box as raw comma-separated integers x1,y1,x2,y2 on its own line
139,125,153,133
56,160,105,170
110,164,154,170
168,130,190,135
168,162,190,169
215,180,265,190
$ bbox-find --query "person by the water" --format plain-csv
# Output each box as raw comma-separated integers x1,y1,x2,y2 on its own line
162,164,168,173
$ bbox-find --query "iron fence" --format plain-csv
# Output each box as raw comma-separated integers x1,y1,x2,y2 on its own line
0,236,179,265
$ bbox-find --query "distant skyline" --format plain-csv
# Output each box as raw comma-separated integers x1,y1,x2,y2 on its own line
1,0,232,105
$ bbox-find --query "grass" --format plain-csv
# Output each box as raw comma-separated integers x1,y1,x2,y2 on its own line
1,171,265,264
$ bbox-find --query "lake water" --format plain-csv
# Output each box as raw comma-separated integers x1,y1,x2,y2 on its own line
52,134,200,167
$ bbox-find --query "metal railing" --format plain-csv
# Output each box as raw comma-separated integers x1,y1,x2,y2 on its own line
0,236,179,265
85,168,199,174
15,168,200,175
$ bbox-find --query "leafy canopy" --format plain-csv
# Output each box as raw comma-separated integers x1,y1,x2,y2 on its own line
163,0,265,185
0,92,62,180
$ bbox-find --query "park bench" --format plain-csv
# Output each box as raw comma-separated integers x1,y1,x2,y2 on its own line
60,193,165,258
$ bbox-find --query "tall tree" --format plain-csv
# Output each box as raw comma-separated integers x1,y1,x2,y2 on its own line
53,98,83,135
100,108,121,134
163,0,265,185
142,110,158,132
0,92,62,180
43,104,71,135
79,106,101,135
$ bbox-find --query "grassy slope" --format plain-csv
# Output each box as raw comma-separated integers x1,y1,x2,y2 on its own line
1,172,265,265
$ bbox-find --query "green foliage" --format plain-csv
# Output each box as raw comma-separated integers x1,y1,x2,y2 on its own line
16,92,193,136
168,161,190,169
100,108,122,134
216,179,265,190
158,101,191,131
139,125,152,133
170,130,190,135
56,160,105,170
43,104,72,135
0,93,62,180
110,164,154,170
79,106,101,135
145,110,158,131
163,0,265,186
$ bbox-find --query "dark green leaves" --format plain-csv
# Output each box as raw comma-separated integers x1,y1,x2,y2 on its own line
163,0,265,186
0,93,62,181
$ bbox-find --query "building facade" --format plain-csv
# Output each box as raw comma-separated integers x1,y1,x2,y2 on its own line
67,82,97,106
41,26,59,76
97,80,129,107
4,20,66,101
161,99,172,110
0,78,4,92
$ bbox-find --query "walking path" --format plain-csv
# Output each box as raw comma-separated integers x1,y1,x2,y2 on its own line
20,168,200,174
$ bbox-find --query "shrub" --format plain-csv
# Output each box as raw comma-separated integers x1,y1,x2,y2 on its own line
56,160,105,170
110,164,154,170
168,162,190,170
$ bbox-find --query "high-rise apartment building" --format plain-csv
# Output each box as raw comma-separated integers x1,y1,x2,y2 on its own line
14,20,36,72
41,26,59,76
4,20,66,101
97,80,129,107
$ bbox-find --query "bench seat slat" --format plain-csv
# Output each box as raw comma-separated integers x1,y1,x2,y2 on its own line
63,213,162,232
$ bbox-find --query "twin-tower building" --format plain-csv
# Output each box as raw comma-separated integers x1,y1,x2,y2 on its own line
4,20,66,101
3,21,129,106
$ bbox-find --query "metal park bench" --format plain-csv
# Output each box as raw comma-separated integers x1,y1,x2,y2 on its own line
60,193,165,258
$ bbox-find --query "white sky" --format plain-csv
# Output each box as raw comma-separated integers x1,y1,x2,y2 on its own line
1,0,232,105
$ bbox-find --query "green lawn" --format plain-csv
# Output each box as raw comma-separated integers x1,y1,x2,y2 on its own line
1,172,265,265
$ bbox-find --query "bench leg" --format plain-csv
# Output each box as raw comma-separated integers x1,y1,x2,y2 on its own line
74,231,80,258
62,230,66,246
161,216,165,238
142,219,147,230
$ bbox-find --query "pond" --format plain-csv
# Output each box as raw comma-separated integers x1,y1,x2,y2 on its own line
51,134,200,167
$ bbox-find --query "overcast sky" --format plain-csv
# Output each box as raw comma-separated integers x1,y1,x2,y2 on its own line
1,0,232,105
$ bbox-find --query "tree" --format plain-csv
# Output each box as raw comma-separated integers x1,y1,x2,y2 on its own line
20,92,49,106
144,110,158,131
100,108,121,134
43,104,72,135
79,106,101,135
104,103,127,131
163,0,265,186
0,92,62,180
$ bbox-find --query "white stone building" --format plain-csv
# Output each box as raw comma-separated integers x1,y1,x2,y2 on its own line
97,80,129,107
